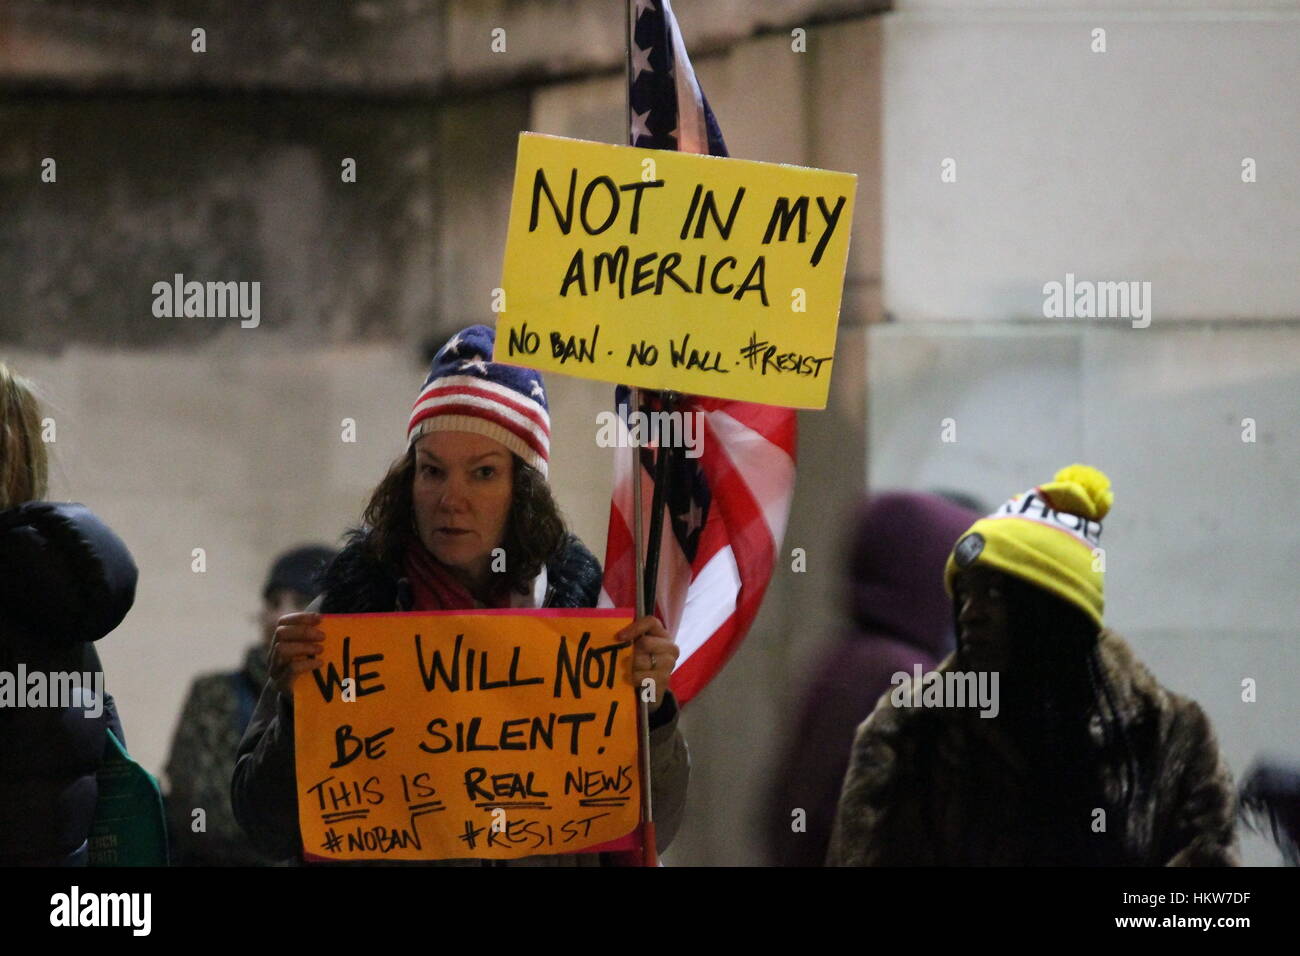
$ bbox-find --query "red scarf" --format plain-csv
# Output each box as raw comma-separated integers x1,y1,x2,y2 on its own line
403,537,509,611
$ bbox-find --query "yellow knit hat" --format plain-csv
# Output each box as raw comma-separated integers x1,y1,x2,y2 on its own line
943,464,1113,627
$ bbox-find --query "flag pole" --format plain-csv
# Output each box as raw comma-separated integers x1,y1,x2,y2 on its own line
627,0,658,867
641,391,677,605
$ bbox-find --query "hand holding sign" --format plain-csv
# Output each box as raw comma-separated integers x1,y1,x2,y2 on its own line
268,611,325,696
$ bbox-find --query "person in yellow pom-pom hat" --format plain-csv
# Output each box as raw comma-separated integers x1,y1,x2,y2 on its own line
828,465,1239,866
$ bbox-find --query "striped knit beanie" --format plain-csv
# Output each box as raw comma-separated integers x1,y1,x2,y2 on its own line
944,464,1113,627
407,324,551,478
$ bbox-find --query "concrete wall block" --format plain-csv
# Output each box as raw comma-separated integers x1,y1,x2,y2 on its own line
70,488,258,778
529,71,624,145
446,0,888,89
868,323,1085,495
694,33,811,167
0,97,438,350
446,0,622,88
1,0,446,93
1129,627,1296,866
808,16,884,294
542,374,617,559
883,14,1300,321
315,344,426,503
1082,325,1300,634
895,1,1299,11
432,88,532,339
2,1,889,94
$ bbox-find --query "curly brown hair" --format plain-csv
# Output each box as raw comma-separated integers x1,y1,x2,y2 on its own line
359,445,567,598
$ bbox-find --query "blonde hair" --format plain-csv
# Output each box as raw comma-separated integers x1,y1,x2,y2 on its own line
0,361,48,508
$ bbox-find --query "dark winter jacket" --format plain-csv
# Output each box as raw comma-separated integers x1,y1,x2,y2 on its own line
232,531,690,865
766,493,978,866
164,645,276,866
827,629,1239,866
0,502,137,866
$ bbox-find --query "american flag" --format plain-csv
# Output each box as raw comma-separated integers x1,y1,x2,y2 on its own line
597,0,798,705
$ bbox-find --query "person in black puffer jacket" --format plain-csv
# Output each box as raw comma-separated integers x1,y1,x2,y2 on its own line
0,363,138,866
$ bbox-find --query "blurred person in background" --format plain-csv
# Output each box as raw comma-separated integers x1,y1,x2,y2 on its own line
164,544,335,865
0,362,138,865
1239,758,1300,865
829,465,1238,866
765,491,979,866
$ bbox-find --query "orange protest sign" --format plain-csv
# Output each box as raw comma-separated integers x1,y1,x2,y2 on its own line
292,609,640,862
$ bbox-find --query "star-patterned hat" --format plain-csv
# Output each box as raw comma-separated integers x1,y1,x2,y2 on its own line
407,324,551,478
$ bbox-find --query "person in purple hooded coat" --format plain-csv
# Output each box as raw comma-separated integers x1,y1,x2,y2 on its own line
764,491,980,866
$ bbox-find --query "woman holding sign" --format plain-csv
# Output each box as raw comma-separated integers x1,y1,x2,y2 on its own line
232,324,688,865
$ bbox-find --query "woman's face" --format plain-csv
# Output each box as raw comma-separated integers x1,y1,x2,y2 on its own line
412,431,514,590
954,566,1011,672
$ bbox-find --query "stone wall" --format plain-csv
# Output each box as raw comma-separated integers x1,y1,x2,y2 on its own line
2,0,1295,867
1,1,883,867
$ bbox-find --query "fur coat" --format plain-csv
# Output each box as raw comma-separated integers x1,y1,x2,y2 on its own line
827,629,1238,866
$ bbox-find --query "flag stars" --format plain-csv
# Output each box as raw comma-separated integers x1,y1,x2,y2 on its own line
439,331,464,358
631,108,653,144
460,357,489,375
683,498,704,536
530,381,545,399
631,43,654,83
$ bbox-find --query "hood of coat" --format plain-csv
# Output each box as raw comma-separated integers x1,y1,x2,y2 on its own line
0,501,138,646
845,492,980,658
316,528,603,614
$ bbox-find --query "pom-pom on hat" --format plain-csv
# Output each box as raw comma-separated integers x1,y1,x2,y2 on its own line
944,464,1113,627
407,324,551,478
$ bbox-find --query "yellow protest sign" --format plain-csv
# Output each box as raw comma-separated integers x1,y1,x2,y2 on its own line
496,133,857,409
293,609,640,862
